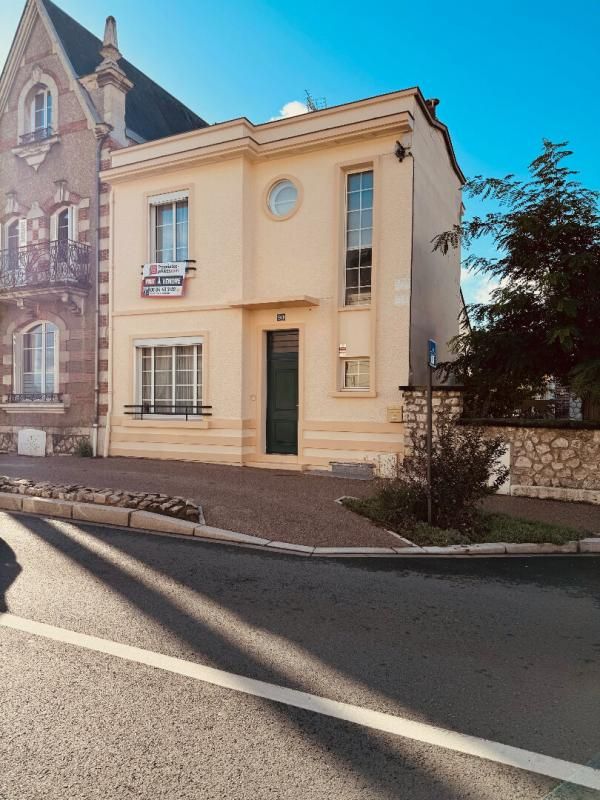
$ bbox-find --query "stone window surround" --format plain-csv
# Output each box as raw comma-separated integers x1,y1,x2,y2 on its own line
1,313,70,414
16,66,60,141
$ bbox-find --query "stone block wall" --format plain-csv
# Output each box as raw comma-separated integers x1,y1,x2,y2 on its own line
0,428,92,455
460,422,600,504
400,387,463,454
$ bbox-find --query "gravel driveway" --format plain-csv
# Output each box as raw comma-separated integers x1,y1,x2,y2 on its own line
0,455,597,546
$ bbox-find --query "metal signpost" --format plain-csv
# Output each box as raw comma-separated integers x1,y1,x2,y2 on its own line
427,339,437,525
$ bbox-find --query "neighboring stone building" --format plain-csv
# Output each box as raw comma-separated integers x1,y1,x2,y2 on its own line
0,0,206,455
101,89,465,471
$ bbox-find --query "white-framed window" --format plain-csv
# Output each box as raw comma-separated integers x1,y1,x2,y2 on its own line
14,321,58,397
1,219,26,269
149,191,188,262
50,206,77,242
30,87,53,133
267,179,298,217
135,337,203,415
342,358,370,390
344,169,373,306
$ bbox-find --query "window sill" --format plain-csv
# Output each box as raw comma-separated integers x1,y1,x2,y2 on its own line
338,304,372,312
1,402,65,414
12,133,60,171
121,416,209,429
329,390,377,398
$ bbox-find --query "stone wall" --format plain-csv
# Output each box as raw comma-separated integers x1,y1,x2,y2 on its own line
0,475,200,521
460,422,600,504
400,387,463,454
0,429,92,455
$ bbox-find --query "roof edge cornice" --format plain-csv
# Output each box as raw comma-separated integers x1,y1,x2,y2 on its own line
0,0,101,127
0,0,37,116
34,0,101,127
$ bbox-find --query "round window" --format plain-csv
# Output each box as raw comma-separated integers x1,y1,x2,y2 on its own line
268,179,298,218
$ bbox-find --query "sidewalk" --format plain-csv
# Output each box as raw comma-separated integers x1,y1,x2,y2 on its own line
0,455,597,548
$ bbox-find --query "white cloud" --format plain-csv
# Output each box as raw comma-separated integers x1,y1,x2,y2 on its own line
270,100,309,121
460,269,499,305
474,278,499,304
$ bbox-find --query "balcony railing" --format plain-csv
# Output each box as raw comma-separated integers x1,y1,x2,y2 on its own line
19,127,54,145
0,240,91,294
124,403,213,421
7,393,63,403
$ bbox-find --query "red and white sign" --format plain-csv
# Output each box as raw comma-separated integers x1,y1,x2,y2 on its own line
141,262,187,297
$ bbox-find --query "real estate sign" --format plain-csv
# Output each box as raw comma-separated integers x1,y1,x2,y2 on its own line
141,262,187,297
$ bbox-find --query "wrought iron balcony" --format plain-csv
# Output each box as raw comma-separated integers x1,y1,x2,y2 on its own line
124,403,213,421
7,393,63,403
0,240,91,296
19,127,54,145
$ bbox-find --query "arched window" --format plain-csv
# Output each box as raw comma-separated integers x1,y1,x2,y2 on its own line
14,322,58,399
7,220,19,253
1,218,26,272
57,208,69,241
30,87,53,135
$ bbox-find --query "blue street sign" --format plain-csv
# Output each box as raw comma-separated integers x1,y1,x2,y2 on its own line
428,339,437,368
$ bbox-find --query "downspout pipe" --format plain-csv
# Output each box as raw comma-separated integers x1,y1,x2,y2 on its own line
93,125,112,457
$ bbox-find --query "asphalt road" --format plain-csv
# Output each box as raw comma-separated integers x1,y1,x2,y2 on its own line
1,511,600,799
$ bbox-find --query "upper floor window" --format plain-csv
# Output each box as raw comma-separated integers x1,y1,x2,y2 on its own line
7,220,20,253
57,208,69,241
50,207,77,243
149,192,188,262
1,219,26,267
344,170,373,306
32,88,52,132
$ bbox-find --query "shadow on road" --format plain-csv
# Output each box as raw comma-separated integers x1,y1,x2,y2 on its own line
13,514,485,798
10,513,600,796
0,537,21,612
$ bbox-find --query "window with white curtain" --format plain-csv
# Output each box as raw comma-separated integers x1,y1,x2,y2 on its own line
149,192,188,262
14,321,58,397
136,338,202,414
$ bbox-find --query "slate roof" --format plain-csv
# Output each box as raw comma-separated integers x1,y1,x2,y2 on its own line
40,0,208,141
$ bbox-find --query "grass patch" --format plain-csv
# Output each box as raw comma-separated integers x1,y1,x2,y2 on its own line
343,497,588,547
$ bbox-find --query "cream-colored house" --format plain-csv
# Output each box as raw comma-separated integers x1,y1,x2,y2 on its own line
101,88,464,471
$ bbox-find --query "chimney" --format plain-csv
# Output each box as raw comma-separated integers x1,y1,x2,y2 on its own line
425,98,440,119
94,16,133,145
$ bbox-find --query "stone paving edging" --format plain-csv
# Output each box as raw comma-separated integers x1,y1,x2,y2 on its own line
1,492,599,558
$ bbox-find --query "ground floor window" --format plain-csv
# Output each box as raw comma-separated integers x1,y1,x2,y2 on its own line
342,357,370,390
14,321,58,398
137,339,203,413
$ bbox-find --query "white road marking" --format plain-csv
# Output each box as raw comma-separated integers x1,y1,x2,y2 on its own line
2,611,599,791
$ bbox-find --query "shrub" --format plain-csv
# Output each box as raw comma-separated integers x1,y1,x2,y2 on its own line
364,411,509,533
74,437,93,457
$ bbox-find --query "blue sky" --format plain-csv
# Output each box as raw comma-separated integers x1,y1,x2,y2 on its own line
1,0,598,303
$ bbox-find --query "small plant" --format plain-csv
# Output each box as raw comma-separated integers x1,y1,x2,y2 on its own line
347,411,509,534
74,437,93,458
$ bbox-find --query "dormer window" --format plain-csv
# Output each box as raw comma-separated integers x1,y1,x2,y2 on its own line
24,87,53,143
32,88,52,134
14,69,59,169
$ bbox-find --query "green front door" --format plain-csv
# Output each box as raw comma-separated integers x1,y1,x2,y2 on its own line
266,329,299,455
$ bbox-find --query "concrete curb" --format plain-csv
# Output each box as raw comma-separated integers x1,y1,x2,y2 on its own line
1,492,598,558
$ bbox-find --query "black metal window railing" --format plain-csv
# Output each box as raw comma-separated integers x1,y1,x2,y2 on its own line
7,393,63,403
19,127,54,145
0,240,91,293
124,403,213,421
